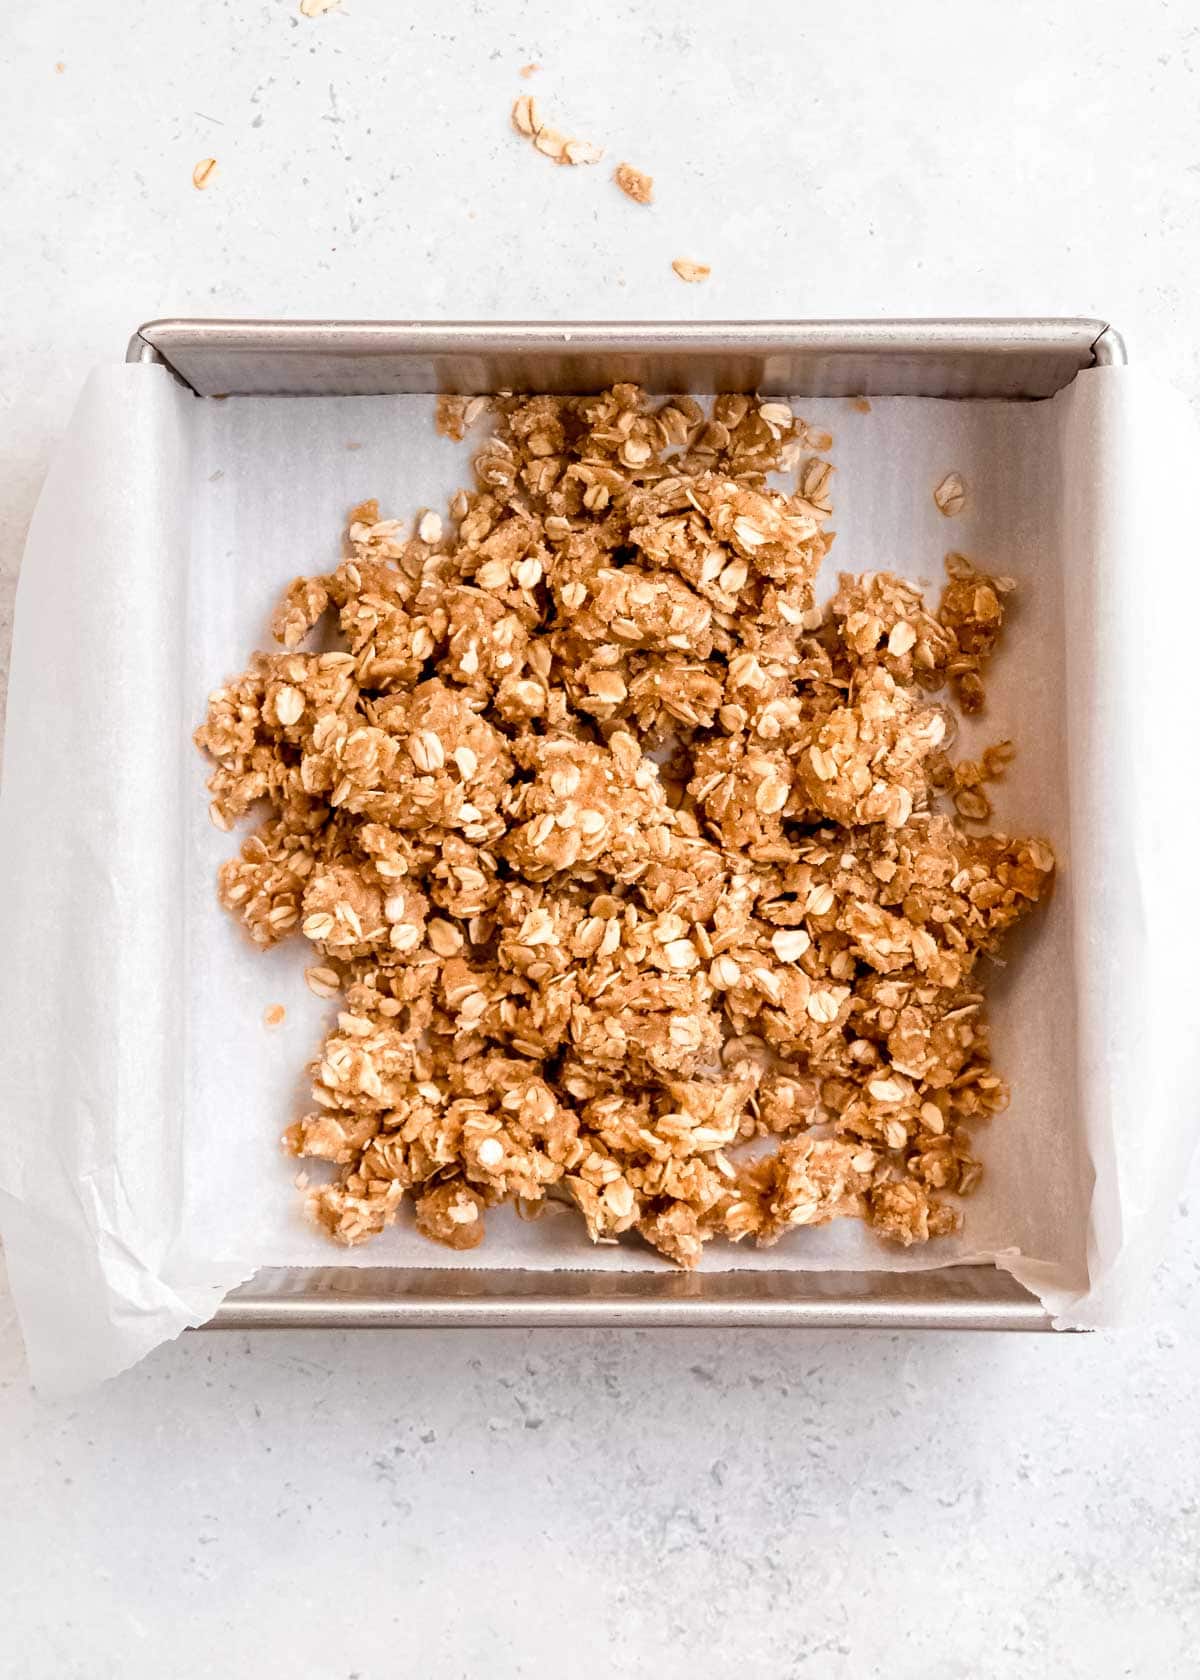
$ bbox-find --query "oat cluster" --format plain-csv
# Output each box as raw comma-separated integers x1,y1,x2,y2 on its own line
196,386,1053,1267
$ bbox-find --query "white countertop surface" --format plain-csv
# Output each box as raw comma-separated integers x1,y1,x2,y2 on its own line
3,2,1200,1674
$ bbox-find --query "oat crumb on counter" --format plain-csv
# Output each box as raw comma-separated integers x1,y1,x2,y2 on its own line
615,162,654,205
511,95,603,166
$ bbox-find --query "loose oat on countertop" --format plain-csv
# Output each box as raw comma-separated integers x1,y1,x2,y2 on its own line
192,158,218,191
197,384,1053,1267
511,95,603,166
614,163,654,205
672,259,711,284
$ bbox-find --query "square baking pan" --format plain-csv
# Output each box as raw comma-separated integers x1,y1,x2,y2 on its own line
128,316,1124,1332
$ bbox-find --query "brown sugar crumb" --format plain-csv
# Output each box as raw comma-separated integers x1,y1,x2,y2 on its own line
198,383,1054,1270
435,394,490,442
614,162,654,205
264,1004,287,1028
511,95,603,166
672,259,710,284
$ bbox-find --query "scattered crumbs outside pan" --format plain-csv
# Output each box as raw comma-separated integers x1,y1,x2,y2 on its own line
852,396,873,414
934,471,968,517
614,163,654,205
264,1004,287,1029
192,158,218,191
299,0,342,15
197,387,1054,1268
672,259,710,283
519,62,540,77
511,95,603,167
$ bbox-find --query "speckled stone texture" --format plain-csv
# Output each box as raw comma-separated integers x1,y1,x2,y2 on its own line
3,2,1200,1674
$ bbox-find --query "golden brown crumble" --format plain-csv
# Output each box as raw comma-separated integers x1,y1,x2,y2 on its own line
197,385,1053,1267
614,163,654,205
